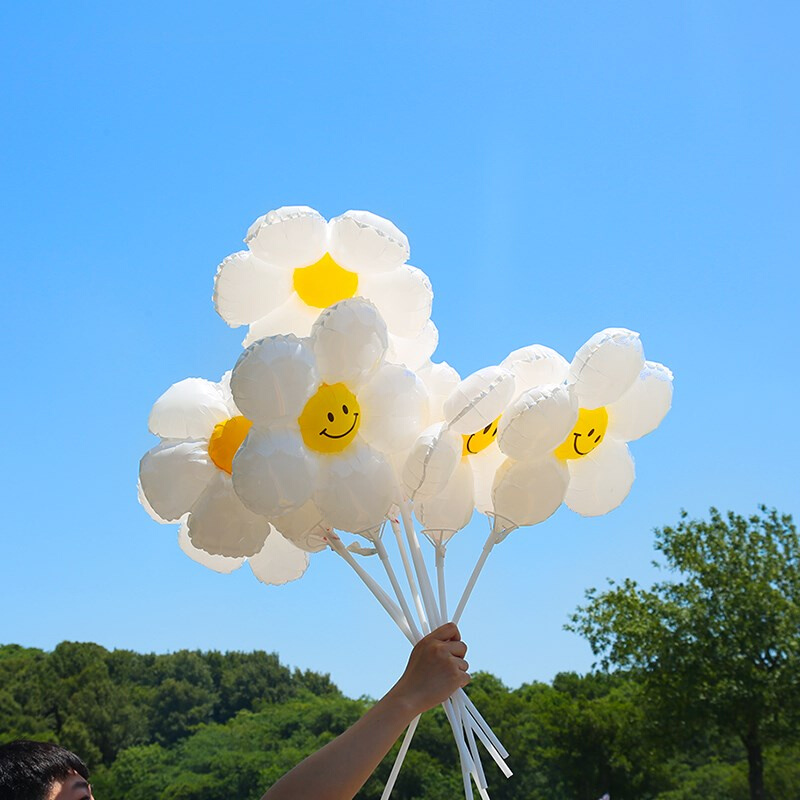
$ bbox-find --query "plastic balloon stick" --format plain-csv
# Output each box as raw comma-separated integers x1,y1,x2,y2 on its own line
328,537,415,644
396,486,441,629
394,489,482,797
380,715,420,800
455,690,488,793
463,709,513,778
374,535,422,641
452,524,512,625
330,530,500,799
461,695,510,762
388,515,430,633
436,545,448,621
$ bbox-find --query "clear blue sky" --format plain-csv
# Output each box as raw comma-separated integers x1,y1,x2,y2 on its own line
1,2,798,699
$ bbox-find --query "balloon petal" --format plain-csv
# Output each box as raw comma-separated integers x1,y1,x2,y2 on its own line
492,457,569,529
607,361,674,442
402,423,462,500
187,471,271,557
569,328,645,409
470,443,506,515
273,501,330,553
232,427,317,518
148,378,231,441
138,478,167,524
311,298,388,385
415,459,474,538
497,385,579,461
328,210,409,274
139,441,216,523
360,265,433,338
231,334,318,427
245,206,327,269
417,360,461,424
387,319,439,370
358,363,429,453
243,293,318,346
178,515,245,574
248,528,310,586
564,439,636,517
444,366,516,434
501,344,570,393
213,250,293,327
314,442,394,534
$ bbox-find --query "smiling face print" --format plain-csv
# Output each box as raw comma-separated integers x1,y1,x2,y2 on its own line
462,416,501,457
554,406,609,461
298,382,362,454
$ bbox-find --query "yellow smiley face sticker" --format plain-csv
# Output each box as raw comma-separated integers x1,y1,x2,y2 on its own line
298,383,361,454
553,406,609,461
462,416,501,457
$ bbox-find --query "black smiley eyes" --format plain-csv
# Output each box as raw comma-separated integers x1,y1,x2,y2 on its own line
327,405,351,423
584,428,602,444
482,423,498,437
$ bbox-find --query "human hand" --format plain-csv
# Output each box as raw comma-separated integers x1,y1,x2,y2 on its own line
389,622,470,717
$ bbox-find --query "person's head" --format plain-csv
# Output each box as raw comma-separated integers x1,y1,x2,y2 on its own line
0,740,93,800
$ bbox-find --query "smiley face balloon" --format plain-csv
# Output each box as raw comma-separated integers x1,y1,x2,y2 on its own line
298,383,362,454
230,299,429,535
495,330,673,519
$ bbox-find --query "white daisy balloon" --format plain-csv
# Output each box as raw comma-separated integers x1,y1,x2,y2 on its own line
402,364,517,541
495,328,673,523
214,206,438,369
230,298,429,535
138,373,310,585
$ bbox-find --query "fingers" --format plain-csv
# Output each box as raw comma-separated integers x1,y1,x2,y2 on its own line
455,658,469,672
431,621,461,641
447,640,467,659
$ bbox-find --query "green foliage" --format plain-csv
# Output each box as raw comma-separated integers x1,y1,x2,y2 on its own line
2,507,799,798
569,507,800,800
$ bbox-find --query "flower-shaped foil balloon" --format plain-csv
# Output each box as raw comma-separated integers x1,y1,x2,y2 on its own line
494,328,673,523
214,206,438,369
402,364,518,540
230,298,429,535
138,373,310,585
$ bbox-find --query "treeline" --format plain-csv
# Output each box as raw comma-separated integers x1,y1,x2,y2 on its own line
1,642,798,799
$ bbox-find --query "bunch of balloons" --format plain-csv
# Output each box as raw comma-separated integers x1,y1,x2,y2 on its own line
139,206,673,799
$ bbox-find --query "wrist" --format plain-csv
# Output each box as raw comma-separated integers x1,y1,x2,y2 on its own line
384,680,425,721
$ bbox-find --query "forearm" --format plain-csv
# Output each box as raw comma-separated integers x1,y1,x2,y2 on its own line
261,686,416,800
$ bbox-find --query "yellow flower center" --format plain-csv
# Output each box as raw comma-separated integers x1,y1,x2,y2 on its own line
207,415,253,474
554,407,608,460
462,416,501,457
298,383,361,454
293,252,359,309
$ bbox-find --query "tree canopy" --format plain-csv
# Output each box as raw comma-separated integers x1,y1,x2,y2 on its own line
569,507,800,800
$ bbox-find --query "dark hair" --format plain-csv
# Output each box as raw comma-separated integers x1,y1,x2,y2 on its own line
0,740,89,800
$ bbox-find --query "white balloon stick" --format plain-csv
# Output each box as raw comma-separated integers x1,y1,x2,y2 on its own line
388,515,429,634
379,714,419,800
393,488,482,797
328,538,415,645
461,694,510,762
435,545,448,621
330,530,499,799
452,530,500,626
374,535,423,642
395,485,441,630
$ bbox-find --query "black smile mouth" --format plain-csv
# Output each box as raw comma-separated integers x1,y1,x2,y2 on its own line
572,433,590,456
465,434,479,454
320,413,358,439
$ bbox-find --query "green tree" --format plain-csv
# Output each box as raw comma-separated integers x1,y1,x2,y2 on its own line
569,507,800,800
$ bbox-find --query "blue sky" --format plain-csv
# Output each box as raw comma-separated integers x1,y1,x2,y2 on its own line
1,2,798,700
